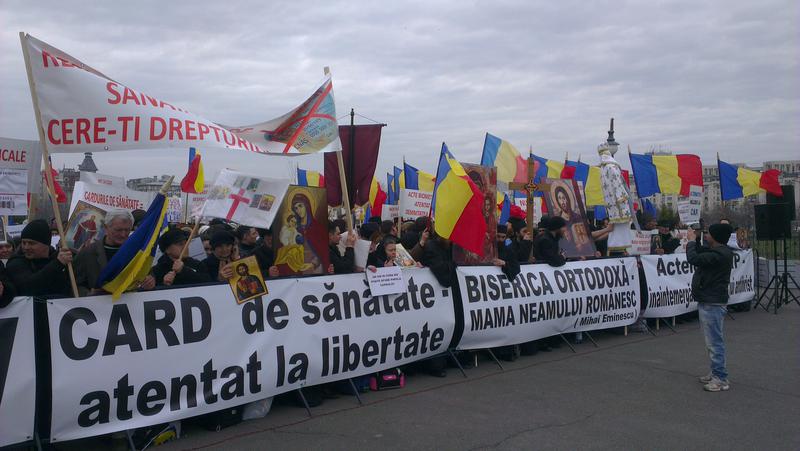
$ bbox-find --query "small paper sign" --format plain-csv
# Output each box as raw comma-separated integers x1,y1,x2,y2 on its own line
366,266,406,296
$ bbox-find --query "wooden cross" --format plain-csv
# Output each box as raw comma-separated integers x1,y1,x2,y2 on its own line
508,157,549,236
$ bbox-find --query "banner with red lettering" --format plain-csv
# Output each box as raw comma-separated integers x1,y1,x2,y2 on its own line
69,181,151,217
21,34,341,155
398,189,433,220
0,137,44,214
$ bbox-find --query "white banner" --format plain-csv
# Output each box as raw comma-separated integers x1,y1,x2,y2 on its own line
0,137,43,197
0,298,36,447
47,269,454,441
201,169,290,228
80,171,126,188
22,34,339,155
188,192,207,220
0,167,28,215
68,181,152,217
677,185,702,225
456,258,640,350
381,204,399,221
640,250,755,318
513,197,542,220
628,230,656,256
398,189,432,220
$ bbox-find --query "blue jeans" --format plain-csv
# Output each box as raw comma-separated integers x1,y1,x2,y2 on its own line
699,303,728,381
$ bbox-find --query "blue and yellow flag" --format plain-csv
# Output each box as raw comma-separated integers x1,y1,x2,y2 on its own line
96,193,169,299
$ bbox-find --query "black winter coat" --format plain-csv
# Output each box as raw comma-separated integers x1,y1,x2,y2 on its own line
152,254,212,287
5,249,71,297
533,231,566,267
686,241,734,304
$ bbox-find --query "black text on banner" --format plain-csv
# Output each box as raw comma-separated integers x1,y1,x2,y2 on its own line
0,298,36,448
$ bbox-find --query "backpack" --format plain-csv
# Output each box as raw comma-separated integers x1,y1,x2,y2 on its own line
370,368,405,391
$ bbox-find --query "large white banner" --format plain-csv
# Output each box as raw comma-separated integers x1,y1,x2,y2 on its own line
47,269,454,441
398,189,432,220
22,34,339,155
0,298,36,447
456,258,640,350
0,137,44,215
640,250,755,318
201,169,291,228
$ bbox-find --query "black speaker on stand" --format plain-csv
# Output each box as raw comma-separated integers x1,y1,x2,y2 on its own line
754,195,799,313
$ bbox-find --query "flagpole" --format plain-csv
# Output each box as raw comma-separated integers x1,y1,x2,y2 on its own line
325,67,353,232
19,31,79,298
180,220,201,260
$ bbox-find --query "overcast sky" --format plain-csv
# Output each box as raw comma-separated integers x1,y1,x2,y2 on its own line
1,0,797,183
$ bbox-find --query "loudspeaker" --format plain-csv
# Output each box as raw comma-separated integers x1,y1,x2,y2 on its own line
766,185,796,221
755,204,791,240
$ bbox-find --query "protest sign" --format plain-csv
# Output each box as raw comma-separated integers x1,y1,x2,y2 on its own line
0,137,43,197
22,34,339,155
381,204,399,221
46,270,454,441
678,185,702,225
628,230,657,256
0,167,28,216
640,250,755,318
366,266,406,296
68,181,151,217
201,169,290,228
80,172,125,188
0,298,36,448
513,197,542,221
456,258,640,349
188,192,207,219
399,189,433,221
166,196,183,223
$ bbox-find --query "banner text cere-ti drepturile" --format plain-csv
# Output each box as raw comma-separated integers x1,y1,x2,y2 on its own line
46,269,455,441
456,258,640,350
0,298,36,448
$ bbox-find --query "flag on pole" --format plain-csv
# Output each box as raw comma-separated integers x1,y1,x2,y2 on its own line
431,143,487,255
403,162,436,192
297,168,325,187
718,159,781,200
497,192,511,225
44,163,67,203
324,124,383,206
180,148,205,194
565,160,590,184
480,133,528,184
629,153,703,197
96,192,169,299
367,177,387,217
386,173,396,205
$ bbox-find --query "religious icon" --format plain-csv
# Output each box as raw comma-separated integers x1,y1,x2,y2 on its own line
65,201,106,250
542,178,596,258
453,164,498,264
394,244,418,267
272,185,330,276
228,255,268,304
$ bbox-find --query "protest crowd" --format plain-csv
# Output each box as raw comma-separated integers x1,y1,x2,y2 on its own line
0,33,782,450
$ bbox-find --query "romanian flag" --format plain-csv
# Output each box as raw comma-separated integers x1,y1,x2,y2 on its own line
497,192,511,225
480,133,528,184
532,155,569,180
718,159,782,200
629,153,702,197
393,166,403,194
44,164,67,203
297,168,325,187
403,162,436,192
367,177,387,217
564,160,590,184
431,143,487,255
96,192,169,299
180,148,205,194
387,173,396,204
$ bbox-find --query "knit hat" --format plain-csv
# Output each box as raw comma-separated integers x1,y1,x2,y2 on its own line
709,223,733,244
210,230,235,248
508,217,526,234
159,228,188,252
21,219,51,246
497,224,508,233
537,215,551,230
547,216,567,231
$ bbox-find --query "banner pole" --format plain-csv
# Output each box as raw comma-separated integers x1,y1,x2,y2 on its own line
325,66,353,232
180,220,201,260
19,31,79,297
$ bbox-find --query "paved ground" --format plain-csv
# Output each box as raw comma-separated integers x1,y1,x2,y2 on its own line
70,302,800,451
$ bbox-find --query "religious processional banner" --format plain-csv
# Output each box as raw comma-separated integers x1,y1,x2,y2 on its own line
456,258,641,350
0,298,36,448
21,34,340,155
45,269,455,441
639,250,755,318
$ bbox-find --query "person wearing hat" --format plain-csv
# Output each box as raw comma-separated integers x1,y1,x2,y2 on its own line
686,222,735,392
202,230,239,282
653,220,681,255
533,216,567,267
494,223,520,280
152,228,211,287
5,219,73,297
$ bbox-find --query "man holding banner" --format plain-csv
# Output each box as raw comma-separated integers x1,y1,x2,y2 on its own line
686,223,734,392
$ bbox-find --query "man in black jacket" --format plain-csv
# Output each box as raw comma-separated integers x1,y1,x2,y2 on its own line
653,220,681,255
686,223,734,392
5,220,73,297
328,222,356,274
152,228,212,287
533,216,567,267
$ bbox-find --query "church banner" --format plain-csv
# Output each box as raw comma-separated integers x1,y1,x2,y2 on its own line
0,298,36,448
640,250,755,318
455,258,640,350
46,269,454,441
22,34,339,156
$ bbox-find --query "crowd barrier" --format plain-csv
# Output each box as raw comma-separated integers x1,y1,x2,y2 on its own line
0,251,756,447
